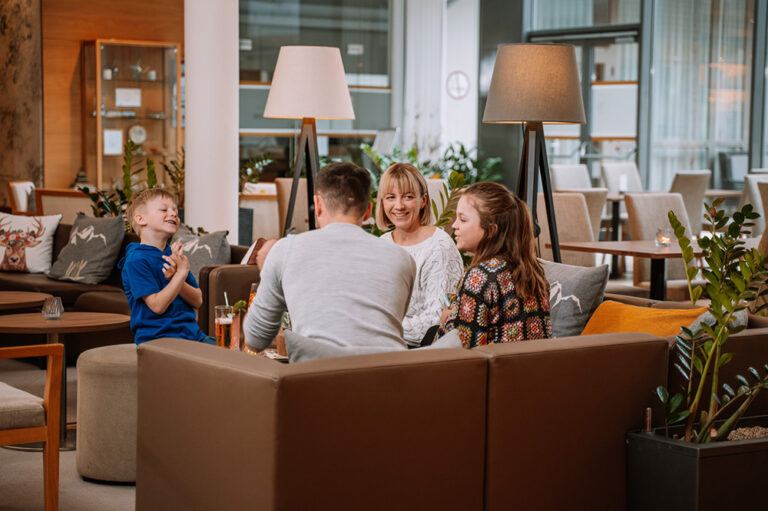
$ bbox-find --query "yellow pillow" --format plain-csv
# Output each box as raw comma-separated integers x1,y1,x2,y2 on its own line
581,300,708,337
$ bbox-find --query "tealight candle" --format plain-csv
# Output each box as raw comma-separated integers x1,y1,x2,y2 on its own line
655,227,672,247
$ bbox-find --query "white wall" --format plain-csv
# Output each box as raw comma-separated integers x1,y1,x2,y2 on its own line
184,0,240,243
441,0,479,150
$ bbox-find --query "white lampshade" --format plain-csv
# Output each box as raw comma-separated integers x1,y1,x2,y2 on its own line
483,43,585,124
264,46,355,120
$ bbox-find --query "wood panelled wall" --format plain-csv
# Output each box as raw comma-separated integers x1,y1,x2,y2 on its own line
42,0,184,188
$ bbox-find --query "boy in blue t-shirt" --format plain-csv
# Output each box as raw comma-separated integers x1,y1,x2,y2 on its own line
119,189,214,345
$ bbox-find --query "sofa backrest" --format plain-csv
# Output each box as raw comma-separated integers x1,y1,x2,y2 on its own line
137,340,489,510
476,333,669,511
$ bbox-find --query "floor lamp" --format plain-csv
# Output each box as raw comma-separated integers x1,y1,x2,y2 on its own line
264,46,355,236
482,44,586,263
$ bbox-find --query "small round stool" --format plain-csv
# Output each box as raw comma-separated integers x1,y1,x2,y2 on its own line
76,344,137,482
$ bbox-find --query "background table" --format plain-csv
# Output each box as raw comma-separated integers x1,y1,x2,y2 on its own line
0,291,52,311
0,312,130,448
555,238,759,300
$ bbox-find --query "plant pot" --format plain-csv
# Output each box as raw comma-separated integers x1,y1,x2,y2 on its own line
626,416,768,511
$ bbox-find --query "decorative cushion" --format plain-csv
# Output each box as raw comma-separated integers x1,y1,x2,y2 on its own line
171,226,231,281
540,260,610,337
689,308,748,334
48,214,126,285
582,300,708,337
0,212,62,274
0,381,45,429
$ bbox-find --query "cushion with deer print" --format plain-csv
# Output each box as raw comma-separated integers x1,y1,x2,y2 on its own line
0,212,62,274
539,259,610,338
171,225,230,281
49,214,126,285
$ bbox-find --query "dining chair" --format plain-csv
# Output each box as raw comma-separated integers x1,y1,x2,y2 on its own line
757,181,768,230
7,181,37,215
536,192,597,267
550,164,592,190
600,161,643,194
739,175,768,236
426,178,450,223
35,189,93,224
555,187,609,241
0,343,63,511
669,170,711,234
625,192,693,301
275,178,311,236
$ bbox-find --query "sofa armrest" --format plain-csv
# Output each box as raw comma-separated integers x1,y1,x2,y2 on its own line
198,264,260,336
137,339,488,510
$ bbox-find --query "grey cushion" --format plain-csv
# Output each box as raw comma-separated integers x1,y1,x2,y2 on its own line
49,214,125,285
0,381,44,429
541,260,610,337
171,227,231,281
689,308,748,334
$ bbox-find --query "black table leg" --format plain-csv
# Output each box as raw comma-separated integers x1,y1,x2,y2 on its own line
610,201,620,278
649,259,667,301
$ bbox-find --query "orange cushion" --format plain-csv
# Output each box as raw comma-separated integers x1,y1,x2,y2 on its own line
581,300,708,337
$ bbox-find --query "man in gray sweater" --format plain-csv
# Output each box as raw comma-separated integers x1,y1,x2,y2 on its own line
243,162,416,362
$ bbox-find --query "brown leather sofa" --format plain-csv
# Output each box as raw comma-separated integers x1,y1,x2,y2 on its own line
136,333,672,510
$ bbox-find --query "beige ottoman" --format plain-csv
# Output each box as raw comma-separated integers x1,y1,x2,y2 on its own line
76,344,137,482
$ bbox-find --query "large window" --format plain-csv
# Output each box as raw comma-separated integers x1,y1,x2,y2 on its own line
649,0,754,190
532,0,640,31
238,0,392,179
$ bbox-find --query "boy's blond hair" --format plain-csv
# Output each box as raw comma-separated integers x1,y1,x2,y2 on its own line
125,188,176,234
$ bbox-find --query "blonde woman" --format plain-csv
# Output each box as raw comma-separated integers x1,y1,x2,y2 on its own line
376,163,464,347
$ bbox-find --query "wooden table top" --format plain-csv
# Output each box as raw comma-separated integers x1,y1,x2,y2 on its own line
704,189,743,198
0,311,130,334
0,291,53,311
552,237,759,259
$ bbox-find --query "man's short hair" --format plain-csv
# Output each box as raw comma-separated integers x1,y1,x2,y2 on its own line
125,188,176,233
315,162,371,217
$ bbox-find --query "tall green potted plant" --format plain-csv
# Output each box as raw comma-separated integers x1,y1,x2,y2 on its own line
626,199,768,510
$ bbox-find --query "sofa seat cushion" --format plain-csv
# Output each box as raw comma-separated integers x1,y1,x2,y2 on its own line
0,272,122,306
75,291,131,315
0,381,44,429
582,300,707,337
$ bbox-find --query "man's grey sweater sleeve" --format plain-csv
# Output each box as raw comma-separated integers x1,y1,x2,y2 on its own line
243,238,288,351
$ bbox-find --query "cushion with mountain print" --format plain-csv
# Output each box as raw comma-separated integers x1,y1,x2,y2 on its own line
49,214,125,284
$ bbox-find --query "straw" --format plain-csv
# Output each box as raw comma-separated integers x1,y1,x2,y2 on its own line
224,292,230,307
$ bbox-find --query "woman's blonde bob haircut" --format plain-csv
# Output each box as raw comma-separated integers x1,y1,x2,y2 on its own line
375,163,434,231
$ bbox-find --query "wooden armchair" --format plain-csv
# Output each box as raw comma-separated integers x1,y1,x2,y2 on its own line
0,343,64,511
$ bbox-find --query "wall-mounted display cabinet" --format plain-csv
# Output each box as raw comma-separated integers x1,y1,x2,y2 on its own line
82,39,181,190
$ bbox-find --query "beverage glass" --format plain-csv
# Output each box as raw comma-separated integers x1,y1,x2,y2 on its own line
215,305,235,348
42,296,63,320
248,282,258,308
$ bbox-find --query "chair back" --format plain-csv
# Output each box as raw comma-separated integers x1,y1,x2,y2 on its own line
600,161,643,193
7,181,36,214
669,170,711,234
739,175,768,235
550,164,592,190
275,178,310,236
625,192,691,285
554,188,608,241
35,188,93,224
757,182,768,231
536,192,596,267
719,151,749,187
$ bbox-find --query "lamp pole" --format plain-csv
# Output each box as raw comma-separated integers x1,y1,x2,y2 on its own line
284,118,320,236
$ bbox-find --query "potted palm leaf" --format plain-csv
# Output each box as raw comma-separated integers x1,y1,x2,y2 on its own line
626,199,768,510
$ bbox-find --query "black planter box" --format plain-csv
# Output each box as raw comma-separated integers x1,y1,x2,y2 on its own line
626,416,768,511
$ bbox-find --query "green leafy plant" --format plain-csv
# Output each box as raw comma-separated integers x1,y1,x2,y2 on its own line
239,154,272,192
658,200,768,442
161,147,185,206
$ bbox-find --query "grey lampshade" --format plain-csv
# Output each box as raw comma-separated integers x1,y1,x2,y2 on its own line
264,45,355,120
483,43,586,124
